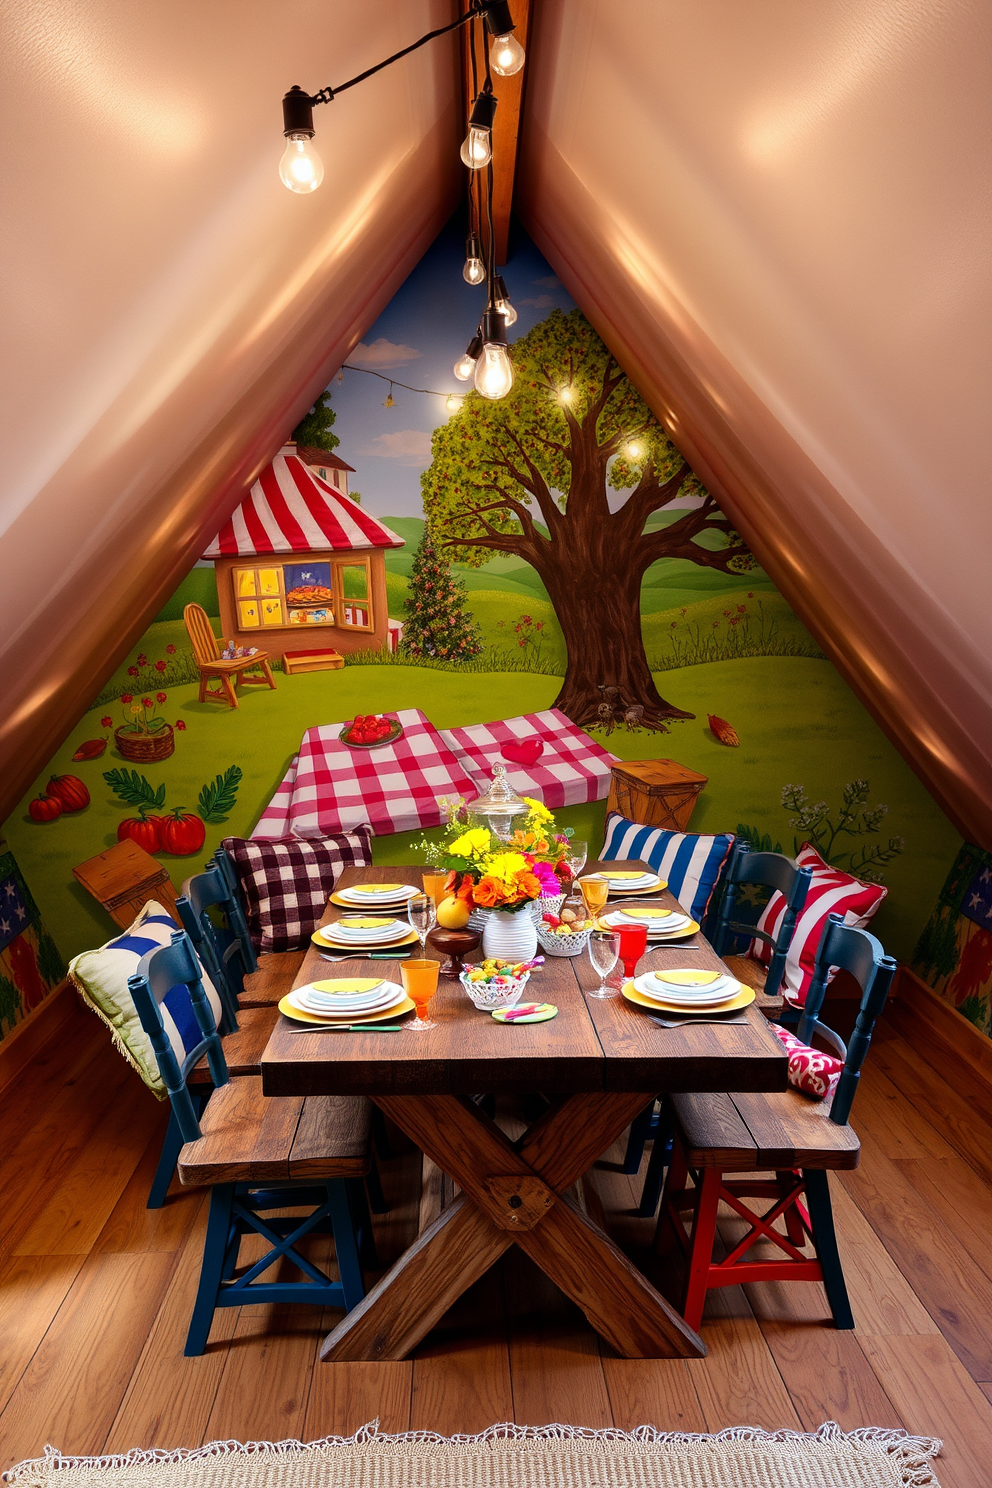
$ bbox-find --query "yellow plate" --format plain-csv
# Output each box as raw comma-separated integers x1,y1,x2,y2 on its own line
312,927,420,950
278,993,415,1025
651,968,721,987
622,982,754,1015
607,882,669,898
595,918,700,939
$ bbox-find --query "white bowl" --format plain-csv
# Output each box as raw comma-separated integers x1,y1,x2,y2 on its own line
536,922,593,958
458,968,530,1010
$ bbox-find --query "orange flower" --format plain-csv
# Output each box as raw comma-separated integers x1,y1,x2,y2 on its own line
514,871,542,901
473,876,506,908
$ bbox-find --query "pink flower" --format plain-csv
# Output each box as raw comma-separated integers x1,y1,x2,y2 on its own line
175,720,187,731
166,643,176,654
156,691,167,703
100,715,113,727
532,861,561,896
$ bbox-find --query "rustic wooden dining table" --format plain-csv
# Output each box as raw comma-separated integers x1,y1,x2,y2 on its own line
259,860,788,1363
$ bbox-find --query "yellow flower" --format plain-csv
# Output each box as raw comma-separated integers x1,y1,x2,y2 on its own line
484,850,529,883
448,827,492,858
523,797,553,823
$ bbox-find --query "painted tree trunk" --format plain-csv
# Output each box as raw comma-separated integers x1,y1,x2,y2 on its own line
539,555,694,731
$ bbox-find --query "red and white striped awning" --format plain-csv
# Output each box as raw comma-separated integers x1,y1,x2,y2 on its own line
203,451,403,558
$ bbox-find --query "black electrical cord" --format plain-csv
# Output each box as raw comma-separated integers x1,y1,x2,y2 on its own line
312,2,492,107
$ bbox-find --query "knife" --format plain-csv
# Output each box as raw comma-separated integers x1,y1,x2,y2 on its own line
319,951,412,963
288,1023,406,1033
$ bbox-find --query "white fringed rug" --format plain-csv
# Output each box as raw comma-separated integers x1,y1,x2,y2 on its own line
3,1423,942,1488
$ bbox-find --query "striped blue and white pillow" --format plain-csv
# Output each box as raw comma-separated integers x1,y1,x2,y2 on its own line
68,901,223,1098
600,813,735,923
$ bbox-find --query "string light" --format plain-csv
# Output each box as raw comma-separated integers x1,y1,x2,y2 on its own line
474,309,514,400
493,274,517,326
460,90,496,170
454,334,483,381
446,394,464,413
462,232,485,285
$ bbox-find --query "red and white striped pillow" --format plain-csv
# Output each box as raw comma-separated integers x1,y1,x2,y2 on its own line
752,843,887,1006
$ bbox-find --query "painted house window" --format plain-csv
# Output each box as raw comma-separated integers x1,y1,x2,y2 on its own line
232,558,374,632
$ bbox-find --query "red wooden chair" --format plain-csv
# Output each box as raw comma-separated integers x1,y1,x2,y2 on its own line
655,914,896,1331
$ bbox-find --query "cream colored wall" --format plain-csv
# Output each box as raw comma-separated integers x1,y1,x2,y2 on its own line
0,0,460,819
519,0,992,846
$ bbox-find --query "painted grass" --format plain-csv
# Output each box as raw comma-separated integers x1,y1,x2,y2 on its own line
5,655,959,967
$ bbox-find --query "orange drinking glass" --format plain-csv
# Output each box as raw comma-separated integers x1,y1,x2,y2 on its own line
401,958,440,1030
422,871,447,906
578,875,609,921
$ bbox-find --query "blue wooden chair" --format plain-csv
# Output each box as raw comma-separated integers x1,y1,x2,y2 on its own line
176,864,256,1024
129,929,372,1355
624,844,812,1202
654,914,896,1331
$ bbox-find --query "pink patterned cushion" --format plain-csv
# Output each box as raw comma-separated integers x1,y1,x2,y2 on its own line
773,1024,844,1102
752,843,887,1006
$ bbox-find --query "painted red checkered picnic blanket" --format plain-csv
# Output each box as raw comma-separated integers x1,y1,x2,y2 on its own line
254,708,478,839
440,708,617,810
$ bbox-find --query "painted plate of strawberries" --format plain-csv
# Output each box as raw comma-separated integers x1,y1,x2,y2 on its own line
339,714,403,749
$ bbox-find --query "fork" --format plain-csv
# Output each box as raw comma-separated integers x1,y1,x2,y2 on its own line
647,1012,749,1028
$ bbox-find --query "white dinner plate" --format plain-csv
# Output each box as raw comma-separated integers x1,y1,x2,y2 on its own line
596,872,660,888
337,886,418,904
604,909,691,933
288,984,406,1018
325,920,407,939
634,971,740,1006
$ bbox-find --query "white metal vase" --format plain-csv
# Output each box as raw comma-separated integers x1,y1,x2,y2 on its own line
481,908,538,962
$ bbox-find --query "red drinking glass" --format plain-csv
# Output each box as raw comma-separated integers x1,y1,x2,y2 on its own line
617,923,648,979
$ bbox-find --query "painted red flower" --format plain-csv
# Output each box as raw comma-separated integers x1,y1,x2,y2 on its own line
154,659,167,673
121,693,133,704
175,720,187,731
100,715,113,727
748,592,754,598
127,666,139,677
166,643,176,654
136,654,148,667
141,697,153,709
737,604,746,614
156,691,167,703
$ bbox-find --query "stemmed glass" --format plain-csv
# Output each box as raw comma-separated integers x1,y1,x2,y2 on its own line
401,958,440,1030
578,874,609,922
587,930,621,999
567,840,588,879
407,893,436,949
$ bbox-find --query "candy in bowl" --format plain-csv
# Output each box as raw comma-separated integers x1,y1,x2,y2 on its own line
459,957,532,1011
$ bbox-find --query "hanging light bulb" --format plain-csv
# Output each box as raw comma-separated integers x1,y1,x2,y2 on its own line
463,231,486,285
493,274,517,327
446,393,464,413
484,2,525,75
490,33,525,75
474,309,514,400
454,333,483,381
460,90,497,170
384,384,396,408
279,87,324,193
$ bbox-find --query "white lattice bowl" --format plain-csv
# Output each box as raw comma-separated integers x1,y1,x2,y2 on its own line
536,922,593,958
458,969,530,1011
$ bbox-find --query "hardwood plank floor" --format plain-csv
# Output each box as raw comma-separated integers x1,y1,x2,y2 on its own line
2,1013,992,1485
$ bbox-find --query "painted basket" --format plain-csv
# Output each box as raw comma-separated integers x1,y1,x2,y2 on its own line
115,724,175,762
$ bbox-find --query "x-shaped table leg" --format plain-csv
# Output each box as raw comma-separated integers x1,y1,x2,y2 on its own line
320,1091,705,1361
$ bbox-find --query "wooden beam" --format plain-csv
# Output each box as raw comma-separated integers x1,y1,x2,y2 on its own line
462,0,532,265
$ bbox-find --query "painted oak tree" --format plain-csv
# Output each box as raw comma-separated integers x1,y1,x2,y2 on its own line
421,309,755,728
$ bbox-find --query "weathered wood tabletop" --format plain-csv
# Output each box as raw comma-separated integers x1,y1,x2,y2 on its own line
259,860,787,1364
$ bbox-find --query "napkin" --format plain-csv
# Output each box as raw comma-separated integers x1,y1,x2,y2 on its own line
350,884,405,894
652,969,721,987
603,870,650,880
312,978,384,995
501,738,544,766
337,917,394,930
619,906,671,918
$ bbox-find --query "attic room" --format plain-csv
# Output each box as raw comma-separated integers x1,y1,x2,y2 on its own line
0,3,989,1484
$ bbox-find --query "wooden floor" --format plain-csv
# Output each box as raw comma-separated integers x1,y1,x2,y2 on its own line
2,1005,992,1484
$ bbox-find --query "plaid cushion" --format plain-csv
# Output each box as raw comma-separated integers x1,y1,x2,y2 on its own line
752,843,887,1006
222,827,373,952
600,813,735,923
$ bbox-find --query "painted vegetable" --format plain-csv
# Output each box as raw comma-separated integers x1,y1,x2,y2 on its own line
117,812,162,853
29,794,63,822
159,809,206,856
47,774,90,811
71,739,108,761
707,714,740,747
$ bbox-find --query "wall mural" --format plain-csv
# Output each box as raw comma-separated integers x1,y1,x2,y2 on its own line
913,843,992,1038
0,221,963,1010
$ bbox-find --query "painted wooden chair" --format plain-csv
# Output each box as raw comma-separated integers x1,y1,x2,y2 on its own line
176,864,257,1020
128,929,372,1355
623,844,813,1197
183,602,276,709
654,914,896,1332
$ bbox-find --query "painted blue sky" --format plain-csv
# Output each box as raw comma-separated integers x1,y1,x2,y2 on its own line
325,219,575,519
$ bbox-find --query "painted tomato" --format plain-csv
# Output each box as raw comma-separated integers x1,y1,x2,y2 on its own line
29,794,63,823
117,814,161,853
159,809,206,856
47,774,90,812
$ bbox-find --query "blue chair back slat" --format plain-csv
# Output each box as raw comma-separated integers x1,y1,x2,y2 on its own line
177,864,256,1021
711,844,812,1001
796,913,897,1127
128,930,229,1143
210,850,253,967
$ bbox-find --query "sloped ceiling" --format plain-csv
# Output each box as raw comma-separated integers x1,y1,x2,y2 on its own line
2,0,990,848
0,0,460,820
519,0,992,847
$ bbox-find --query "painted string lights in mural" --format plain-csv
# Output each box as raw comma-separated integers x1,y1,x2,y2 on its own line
279,2,522,401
